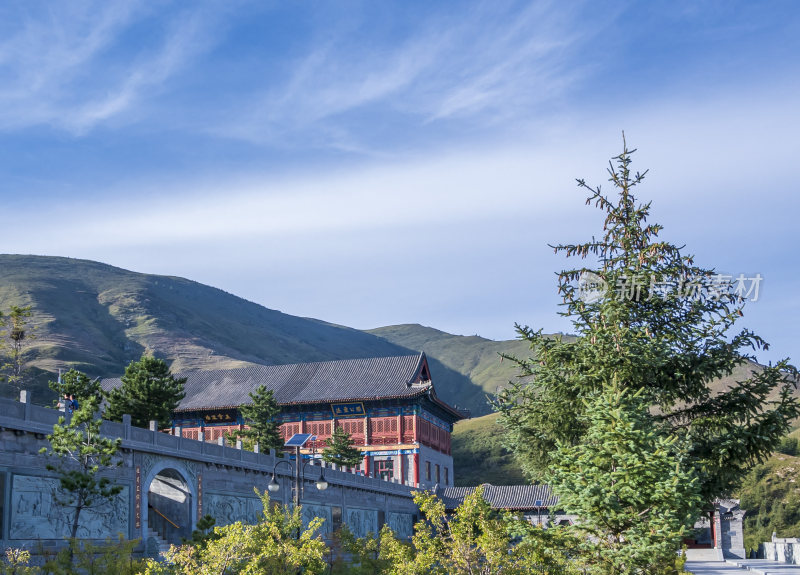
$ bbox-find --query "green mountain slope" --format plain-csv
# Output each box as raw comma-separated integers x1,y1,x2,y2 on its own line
738,427,800,552
0,255,434,403
451,412,527,486
0,254,417,374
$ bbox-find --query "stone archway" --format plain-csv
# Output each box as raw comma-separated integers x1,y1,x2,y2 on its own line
142,461,197,548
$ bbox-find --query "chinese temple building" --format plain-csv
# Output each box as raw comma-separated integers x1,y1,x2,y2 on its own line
103,353,462,488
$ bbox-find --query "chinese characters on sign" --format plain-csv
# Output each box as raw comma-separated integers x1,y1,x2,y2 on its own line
577,272,763,303
331,403,366,417
135,466,141,529
203,412,234,423
198,474,203,519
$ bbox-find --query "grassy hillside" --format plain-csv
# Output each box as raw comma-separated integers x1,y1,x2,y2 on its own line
739,427,800,552
0,255,425,403
451,412,527,486
0,254,416,372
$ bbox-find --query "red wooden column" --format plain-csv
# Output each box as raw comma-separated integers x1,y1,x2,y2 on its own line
397,414,403,444
400,455,405,486
363,454,370,477
413,453,420,487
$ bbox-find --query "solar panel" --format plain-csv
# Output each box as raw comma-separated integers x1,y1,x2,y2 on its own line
284,433,313,447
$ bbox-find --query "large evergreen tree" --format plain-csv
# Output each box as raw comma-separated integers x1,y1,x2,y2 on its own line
236,385,282,452
105,354,186,428
496,139,799,510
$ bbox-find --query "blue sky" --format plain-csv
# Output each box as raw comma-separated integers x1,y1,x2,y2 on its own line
1,1,799,363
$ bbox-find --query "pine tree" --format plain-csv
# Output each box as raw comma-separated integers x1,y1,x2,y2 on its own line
49,368,103,407
495,139,799,524
39,396,123,547
322,425,363,468
547,385,701,573
236,385,282,452
105,354,186,428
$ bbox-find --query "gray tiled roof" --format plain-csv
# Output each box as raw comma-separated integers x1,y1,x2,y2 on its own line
437,484,557,511
102,353,433,412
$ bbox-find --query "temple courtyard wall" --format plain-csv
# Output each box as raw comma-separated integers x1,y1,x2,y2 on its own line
0,393,417,556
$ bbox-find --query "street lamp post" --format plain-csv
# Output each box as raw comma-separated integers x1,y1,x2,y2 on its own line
267,455,328,507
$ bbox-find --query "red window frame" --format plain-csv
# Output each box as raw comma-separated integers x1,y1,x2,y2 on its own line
375,459,394,481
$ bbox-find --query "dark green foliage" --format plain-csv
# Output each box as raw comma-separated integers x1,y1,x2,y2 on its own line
496,140,800,512
322,425,363,468
451,413,526,486
105,355,186,428
236,385,282,452
48,369,103,406
777,436,799,456
548,386,702,573
39,396,123,542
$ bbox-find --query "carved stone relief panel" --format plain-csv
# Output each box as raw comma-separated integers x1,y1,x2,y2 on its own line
204,493,263,527
10,475,129,540
386,511,414,539
301,503,332,534
345,507,378,538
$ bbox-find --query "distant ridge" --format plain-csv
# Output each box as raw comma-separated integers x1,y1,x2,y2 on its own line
0,256,403,390
0,254,490,413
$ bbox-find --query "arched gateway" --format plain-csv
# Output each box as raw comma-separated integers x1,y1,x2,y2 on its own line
142,462,196,548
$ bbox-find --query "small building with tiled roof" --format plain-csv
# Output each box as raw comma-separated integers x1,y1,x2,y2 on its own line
436,483,574,526
102,353,463,489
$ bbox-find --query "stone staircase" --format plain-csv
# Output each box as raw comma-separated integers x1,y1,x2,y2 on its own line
146,527,172,556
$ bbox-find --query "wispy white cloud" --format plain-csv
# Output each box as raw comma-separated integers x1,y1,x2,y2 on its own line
14,79,799,252
214,1,595,148
0,1,219,134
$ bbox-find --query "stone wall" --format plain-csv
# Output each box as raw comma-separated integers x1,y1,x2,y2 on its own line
760,539,800,563
417,445,454,488
720,512,745,559
0,394,418,556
